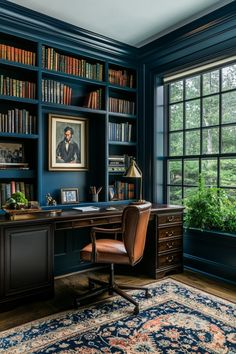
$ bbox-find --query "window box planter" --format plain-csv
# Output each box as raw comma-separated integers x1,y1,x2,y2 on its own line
184,227,236,285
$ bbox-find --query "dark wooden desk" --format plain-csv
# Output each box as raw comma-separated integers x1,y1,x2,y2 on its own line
0,203,184,309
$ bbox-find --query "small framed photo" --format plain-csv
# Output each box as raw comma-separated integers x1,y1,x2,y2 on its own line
60,188,79,204
48,114,88,171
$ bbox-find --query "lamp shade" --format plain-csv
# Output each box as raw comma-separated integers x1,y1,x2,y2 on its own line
124,159,142,178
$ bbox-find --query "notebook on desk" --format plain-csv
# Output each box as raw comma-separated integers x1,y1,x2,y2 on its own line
72,206,100,212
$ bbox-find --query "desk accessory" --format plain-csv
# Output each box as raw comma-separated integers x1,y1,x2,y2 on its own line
90,186,102,202
123,158,145,204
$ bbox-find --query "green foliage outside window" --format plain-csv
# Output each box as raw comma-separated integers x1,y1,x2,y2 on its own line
184,178,236,233
166,63,236,205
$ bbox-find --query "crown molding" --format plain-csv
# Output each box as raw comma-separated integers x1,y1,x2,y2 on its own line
139,1,236,66
0,1,138,62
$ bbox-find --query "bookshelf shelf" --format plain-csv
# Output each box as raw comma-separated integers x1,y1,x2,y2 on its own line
108,141,136,146
0,132,38,139
0,59,38,71
41,102,106,115
0,170,35,178
108,112,136,119
42,69,106,86
0,95,38,104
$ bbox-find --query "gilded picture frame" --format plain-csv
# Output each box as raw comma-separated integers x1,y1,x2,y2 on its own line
48,114,88,171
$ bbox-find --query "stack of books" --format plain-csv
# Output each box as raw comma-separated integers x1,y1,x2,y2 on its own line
108,155,132,173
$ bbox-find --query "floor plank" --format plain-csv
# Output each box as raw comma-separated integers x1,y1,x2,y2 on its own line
0,269,235,332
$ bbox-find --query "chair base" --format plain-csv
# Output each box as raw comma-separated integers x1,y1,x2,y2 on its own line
75,268,151,315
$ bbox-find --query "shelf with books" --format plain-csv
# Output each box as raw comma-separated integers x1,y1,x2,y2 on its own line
0,66,37,100
108,63,136,89
109,88,136,116
41,75,105,111
108,120,136,143
0,106,37,135
0,32,37,67
0,179,35,208
42,45,104,82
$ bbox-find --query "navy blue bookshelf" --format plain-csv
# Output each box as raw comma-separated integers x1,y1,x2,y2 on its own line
0,15,138,209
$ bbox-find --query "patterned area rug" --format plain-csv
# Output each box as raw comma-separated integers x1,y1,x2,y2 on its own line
0,279,235,353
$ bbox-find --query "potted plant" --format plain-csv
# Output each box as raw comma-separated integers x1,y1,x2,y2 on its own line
183,179,236,284
5,191,28,210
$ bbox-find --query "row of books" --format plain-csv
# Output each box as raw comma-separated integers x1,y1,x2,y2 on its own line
112,181,135,200
0,109,36,134
42,79,72,105
84,88,103,110
0,181,34,207
108,122,134,142
109,97,135,115
42,46,103,81
0,43,36,66
109,69,135,88
0,75,36,99
108,154,133,172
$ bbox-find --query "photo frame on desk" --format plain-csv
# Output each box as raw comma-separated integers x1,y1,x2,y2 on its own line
48,114,88,171
61,188,79,204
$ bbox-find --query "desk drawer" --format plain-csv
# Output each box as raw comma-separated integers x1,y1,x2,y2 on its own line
158,226,182,240
158,238,182,253
55,216,121,230
158,252,182,268
158,213,182,226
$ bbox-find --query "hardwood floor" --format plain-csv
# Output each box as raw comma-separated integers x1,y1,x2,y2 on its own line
0,269,235,332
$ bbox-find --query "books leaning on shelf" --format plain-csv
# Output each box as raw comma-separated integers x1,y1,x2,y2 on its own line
108,68,134,88
0,43,36,66
108,122,133,142
42,79,72,105
84,88,103,110
42,46,103,81
0,108,36,134
109,97,135,115
0,75,36,99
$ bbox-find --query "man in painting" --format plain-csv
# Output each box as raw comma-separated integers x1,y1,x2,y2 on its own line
56,126,80,163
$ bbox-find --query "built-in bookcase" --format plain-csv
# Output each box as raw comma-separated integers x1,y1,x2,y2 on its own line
0,31,138,207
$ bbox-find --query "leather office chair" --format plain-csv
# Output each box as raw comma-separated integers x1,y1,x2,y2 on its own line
76,202,152,314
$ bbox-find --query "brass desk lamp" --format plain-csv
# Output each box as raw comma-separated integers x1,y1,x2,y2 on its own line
124,158,145,204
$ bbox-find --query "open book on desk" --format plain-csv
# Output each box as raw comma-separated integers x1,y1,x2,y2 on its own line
72,206,100,212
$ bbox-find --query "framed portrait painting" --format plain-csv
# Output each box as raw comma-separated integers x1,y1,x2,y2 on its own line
48,114,88,171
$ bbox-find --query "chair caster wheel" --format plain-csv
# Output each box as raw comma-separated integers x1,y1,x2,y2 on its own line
133,306,139,315
145,290,151,298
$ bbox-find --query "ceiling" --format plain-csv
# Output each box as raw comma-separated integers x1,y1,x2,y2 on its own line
8,0,233,47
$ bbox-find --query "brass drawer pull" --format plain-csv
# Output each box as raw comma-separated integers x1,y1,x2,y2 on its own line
90,219,94,224
167,216,175,222
165,231,174,237
167,242,174,249
167,255,174,263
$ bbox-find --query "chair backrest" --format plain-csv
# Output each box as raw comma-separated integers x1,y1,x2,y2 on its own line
122,202,151,266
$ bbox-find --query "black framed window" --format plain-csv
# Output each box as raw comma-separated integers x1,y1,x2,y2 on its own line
165,62,236,204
